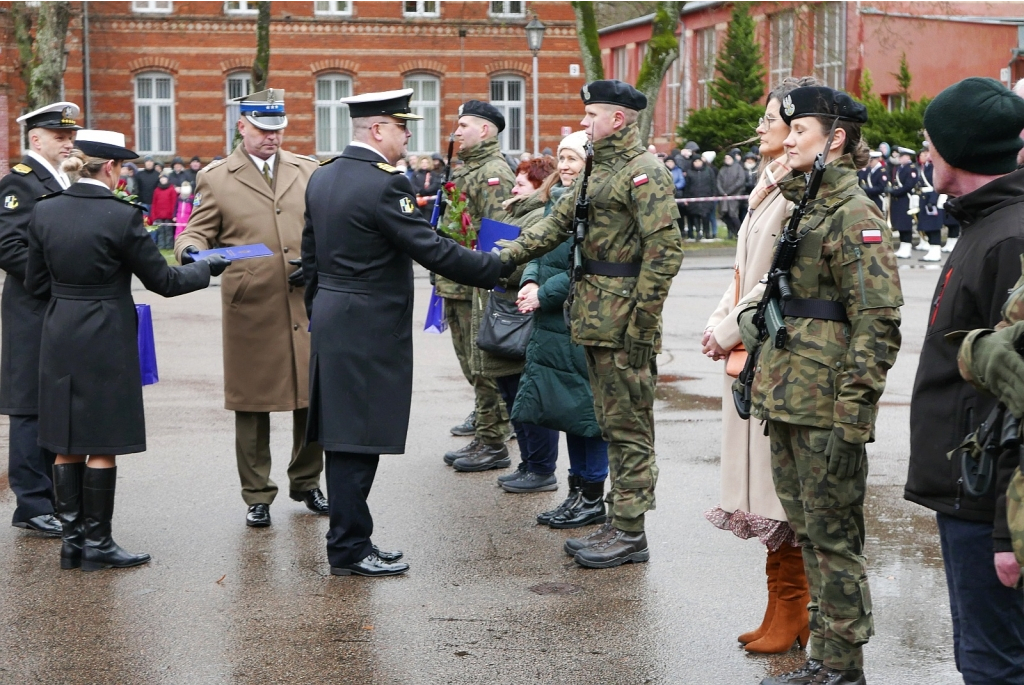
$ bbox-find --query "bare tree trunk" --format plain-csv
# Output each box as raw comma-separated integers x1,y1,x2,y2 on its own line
635,1,681,144
30,2,72,110
11,3,35,100
251,1,271,91
571,1,604,82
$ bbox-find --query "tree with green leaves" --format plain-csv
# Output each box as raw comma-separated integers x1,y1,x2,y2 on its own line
11,1,73,112
857,67,927,150
893,52,911,102
708,3,766,109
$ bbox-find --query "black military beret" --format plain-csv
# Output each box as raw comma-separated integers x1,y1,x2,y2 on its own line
779,86,868,126
580,80,648,112
459,100,505,133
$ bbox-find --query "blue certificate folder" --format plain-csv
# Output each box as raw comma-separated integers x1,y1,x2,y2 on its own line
192,243,273,261
478,219,520,293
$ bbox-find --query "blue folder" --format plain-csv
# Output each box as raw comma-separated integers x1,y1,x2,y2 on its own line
477,218,520,254
192,243,274,261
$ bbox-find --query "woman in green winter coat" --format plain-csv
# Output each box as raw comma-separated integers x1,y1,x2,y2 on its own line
510,132,609,529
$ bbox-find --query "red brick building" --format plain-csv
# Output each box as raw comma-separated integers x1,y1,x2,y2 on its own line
600,1,1024,150
0,1,587,170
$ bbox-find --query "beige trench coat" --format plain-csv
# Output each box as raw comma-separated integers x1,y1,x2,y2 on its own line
174,145,318,412
705,163,792,521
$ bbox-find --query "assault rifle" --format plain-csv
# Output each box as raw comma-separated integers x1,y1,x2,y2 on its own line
564,140,595,322
733,120,840,420
429,134,456,229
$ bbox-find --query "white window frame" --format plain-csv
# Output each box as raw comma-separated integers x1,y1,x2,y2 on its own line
225,72,252,154
132,0,172,13
887,94,907,112
770,12,795,86
225,0,258,15
814,3,846,90
489,1,524,18
314,0,351,16
695,27,716,109
612,47,627,81
490,76,524,155
404,74,440,155
404,0,439,17
315,74,353,156
135,72,175,156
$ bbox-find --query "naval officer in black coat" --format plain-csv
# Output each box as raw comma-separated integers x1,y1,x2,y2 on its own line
0,102,81,537
301,89,513,577
26,130,228,571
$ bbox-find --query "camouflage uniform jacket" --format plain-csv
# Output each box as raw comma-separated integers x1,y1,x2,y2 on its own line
750,156,903,444
434,136,514,300
501,124,683,350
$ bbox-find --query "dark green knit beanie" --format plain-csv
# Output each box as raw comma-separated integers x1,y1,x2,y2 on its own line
924,77,1024,175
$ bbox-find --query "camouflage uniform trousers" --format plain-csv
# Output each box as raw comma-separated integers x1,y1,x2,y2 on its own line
1010,466,1024,568
444,298,508,444
768,420,873,671
585,346,657,533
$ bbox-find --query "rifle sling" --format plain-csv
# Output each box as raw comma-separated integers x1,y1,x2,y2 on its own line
583,259,641,278
780,298,848,323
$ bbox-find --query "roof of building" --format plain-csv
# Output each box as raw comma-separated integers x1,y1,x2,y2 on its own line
597,1,723,35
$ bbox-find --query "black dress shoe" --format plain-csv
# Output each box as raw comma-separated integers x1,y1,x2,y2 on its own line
331,552,409,577
372,544,404,562
13,513,63,537
246,503,271,527
290,488,328,515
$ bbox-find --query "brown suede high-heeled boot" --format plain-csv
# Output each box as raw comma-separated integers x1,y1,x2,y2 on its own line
739,547,782,644
745,544,810,654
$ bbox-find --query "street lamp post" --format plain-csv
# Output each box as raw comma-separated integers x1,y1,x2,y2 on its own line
525,16,546,156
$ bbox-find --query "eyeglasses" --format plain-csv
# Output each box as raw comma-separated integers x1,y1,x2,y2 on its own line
757,115,778,130
376,121,408,131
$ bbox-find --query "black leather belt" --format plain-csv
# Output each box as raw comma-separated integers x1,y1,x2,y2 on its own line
780,298,849,323
50,283,128,300
582,259,642,278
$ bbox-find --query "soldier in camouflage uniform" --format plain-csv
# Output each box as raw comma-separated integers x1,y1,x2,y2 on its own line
440,101,517,471
736,87,902,685
498,80,683,569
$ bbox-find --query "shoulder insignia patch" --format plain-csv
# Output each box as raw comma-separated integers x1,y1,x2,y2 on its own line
3,194,18,210
487,177,500,186
193,193,202,208
319,156,338,167
376,162,400,174
861,228,883,244
11,164,32,176
400,196,415,214
633,173,649,187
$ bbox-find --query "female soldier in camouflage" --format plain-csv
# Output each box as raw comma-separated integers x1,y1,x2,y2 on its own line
738,86,903,685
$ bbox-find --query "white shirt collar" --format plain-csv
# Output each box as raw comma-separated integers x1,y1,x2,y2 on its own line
27,150,70,189
248,153,276,174
348,141,389,163
77,178,110,189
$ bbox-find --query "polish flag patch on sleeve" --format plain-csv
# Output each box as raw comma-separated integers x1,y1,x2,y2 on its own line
632,173,649,187
861,229,883,244
487,177,500,186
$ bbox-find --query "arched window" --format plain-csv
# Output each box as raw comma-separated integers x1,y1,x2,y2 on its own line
315,74,353,155
490,75,524,154
225,72,251,153
135,71,175,155
404,74,440,154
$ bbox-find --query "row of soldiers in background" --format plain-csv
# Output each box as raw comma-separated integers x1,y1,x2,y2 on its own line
858,142,960,262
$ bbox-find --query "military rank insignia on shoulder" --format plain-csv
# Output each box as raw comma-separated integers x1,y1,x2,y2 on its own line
399,197,415,214
376,162,400,174
319,156,338,167
3,194,19,210
10,164,32,176
204,158,227,171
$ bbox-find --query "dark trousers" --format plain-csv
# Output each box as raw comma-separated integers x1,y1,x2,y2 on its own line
937,512,1024,684
325,451,379,567
565,433,608,483
234,409,323,506
8,414,56,523
495,374,558,475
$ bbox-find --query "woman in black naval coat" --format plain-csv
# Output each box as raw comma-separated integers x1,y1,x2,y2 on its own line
302,89,511,577
25,130,229,572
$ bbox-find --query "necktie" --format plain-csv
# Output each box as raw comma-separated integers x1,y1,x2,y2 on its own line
261,163,273,188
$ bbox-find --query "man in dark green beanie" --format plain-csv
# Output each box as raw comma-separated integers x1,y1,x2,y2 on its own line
906,76,1024,684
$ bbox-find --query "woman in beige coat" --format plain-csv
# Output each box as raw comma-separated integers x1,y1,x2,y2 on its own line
702,77,818,654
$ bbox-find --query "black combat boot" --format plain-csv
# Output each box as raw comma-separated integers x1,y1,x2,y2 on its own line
573,528,649,568
563,521,616,556
80,466,151,572
537,474,581,524
52,462,85,570
444,437,481,466
807,667,865,685
452,442,510,472
450,411,476,437
549,479,606,529
759,659,823,685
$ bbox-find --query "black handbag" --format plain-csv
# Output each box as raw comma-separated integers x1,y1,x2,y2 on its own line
476,295,534,360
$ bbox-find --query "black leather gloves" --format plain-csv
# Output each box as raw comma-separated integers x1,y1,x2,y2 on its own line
287,258,305,287
202,254,230,277
180,245,199,265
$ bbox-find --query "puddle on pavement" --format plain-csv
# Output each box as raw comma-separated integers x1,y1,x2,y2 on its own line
656,374,720,412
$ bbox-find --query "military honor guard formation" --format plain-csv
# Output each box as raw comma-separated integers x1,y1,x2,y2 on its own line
3,70,1024,685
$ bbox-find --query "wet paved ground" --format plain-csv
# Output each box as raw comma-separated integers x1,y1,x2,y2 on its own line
0,254,961,684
